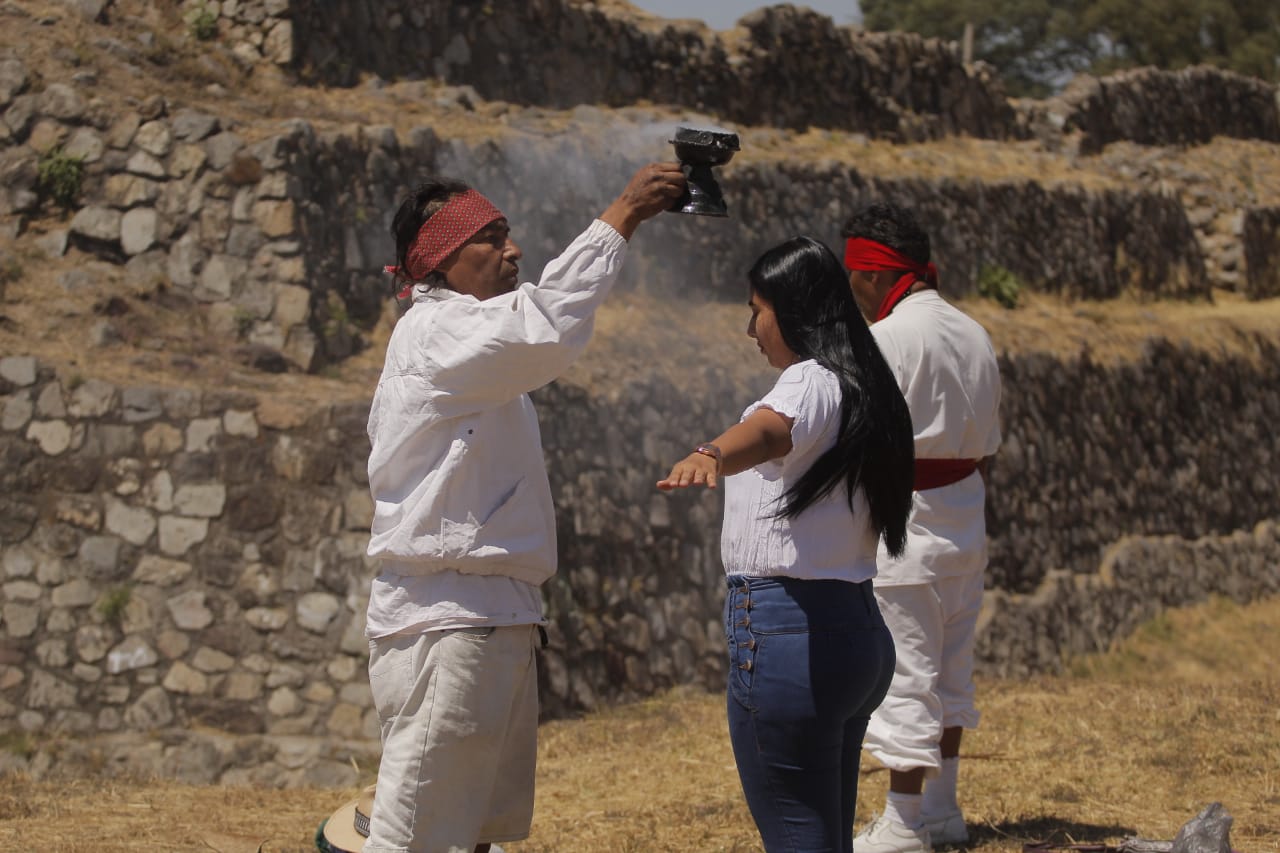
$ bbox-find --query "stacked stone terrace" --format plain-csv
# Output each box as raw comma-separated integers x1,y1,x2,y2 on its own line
5,337,1279,782
0,0,1278,783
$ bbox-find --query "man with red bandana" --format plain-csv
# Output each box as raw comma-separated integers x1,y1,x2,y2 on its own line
844,203,1002,853
362,164,685,853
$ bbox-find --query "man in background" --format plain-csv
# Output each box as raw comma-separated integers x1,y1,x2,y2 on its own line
843,202,1003,853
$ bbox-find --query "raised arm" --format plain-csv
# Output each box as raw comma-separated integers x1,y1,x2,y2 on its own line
599,162,687,240
414,164,686,416
657,407,795,491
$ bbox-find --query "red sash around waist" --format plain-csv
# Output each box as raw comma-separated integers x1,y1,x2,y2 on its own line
914,458,979,491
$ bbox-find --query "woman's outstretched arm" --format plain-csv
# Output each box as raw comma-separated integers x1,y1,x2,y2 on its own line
657,407,794,491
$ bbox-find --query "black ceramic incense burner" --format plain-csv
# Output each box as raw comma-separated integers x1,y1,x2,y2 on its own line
669,126,740,217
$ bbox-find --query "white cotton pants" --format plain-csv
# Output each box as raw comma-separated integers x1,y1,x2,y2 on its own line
364,624,539,853
862,572,984,774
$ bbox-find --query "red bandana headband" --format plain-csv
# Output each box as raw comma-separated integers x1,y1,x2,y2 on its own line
843,237,938,322
384,189,505,298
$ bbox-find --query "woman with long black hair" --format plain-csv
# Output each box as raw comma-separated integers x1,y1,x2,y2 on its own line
658,236,915,853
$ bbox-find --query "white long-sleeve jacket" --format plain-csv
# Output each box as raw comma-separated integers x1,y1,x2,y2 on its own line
365,219,627,585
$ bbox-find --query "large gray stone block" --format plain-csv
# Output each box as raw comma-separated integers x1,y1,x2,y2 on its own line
70,205,122,243
120,206,158,255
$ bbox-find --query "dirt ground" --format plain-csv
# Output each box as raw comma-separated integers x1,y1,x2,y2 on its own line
1,594,1276,852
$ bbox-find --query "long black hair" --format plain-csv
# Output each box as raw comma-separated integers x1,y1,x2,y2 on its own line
389,177,472,295
749,236,915,556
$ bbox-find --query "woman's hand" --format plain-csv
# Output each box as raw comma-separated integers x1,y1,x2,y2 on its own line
657,452,720,491
657,411,793,492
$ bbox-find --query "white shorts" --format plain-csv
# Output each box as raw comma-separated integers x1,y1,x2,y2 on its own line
364,624,539,853
863,572,984,774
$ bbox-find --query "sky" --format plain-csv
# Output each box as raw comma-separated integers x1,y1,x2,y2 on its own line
626,0,860,30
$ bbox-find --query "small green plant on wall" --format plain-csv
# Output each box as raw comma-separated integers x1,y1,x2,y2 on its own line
188,4,219,41
97,585,133,627
977,263,1021,309
36,146,85,212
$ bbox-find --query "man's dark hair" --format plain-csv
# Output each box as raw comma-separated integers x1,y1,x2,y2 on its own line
389,177,472,294
840,202,931,265
748,236,915,556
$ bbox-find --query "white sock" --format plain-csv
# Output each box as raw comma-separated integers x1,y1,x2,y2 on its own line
884,791,924,829
922,756,960,817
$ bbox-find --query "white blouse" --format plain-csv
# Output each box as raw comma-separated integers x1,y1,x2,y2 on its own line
720,360,880,583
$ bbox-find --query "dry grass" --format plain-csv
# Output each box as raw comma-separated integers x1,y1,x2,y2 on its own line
2,595,1276,852
957,289,1280,366
550,285,1280,399
8,244,1280,406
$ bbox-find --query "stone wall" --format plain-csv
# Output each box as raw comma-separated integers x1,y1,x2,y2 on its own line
697,164,1209,302
288,1,1017,142
0,354,379,783
1244,206,1280,300
0,66,346,371
3,339,1280,781
978,520,1280,677
312,120,1214,315
283,2,1280,150
3,35,1276,375
1048,66,1280,154
0,351,750,782
53,1,1280,150
7,68,1251,388
184,0,295,69
987,339,1280,593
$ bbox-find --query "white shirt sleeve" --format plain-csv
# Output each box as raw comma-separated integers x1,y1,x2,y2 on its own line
409,219,626,417
742,362,840,475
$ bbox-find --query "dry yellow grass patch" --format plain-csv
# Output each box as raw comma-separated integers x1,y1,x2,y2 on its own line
960,289,1280,366
2,595,1276,852
567,288,1280,397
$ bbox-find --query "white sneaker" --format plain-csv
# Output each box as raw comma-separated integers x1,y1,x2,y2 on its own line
922,809,968,846
852,813,932,853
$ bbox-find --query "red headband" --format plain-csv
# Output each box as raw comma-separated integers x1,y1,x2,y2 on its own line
844,237,938,322
384,189,505,297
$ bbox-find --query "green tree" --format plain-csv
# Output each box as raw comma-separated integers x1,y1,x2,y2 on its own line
861,0,1279,94
1074,0,1280,81
861,0,1085,95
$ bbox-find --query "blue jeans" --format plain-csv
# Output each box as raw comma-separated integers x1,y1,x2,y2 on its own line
725,575,895,853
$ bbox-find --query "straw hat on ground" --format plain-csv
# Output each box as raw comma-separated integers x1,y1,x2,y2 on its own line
318,785,374,853
316,786,508,853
